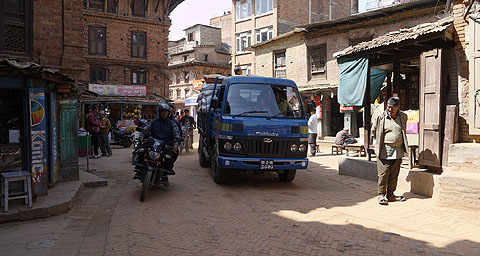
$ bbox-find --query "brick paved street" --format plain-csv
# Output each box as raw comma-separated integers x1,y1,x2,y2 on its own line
1,138,480,256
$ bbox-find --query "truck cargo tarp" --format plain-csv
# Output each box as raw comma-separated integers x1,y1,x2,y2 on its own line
337,57,387,106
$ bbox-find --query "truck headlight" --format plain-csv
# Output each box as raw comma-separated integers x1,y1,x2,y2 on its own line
224,142,233,151
299,144,307,152
290,144,298,152
233,142,242,151
148,151,161,160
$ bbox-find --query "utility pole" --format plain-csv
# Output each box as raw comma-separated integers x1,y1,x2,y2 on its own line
329,0,332,20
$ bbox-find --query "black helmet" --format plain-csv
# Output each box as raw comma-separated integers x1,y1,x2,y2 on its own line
158,103,170,112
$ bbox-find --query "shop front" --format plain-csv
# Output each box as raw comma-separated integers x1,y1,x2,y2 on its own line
334,18,455,170
81,83,167,130
0,59,79,196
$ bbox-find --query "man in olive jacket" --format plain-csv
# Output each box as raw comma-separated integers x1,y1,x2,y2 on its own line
371,97,408,205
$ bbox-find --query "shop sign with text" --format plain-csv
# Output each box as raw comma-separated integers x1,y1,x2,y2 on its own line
89,84,147,97
29,88,48,196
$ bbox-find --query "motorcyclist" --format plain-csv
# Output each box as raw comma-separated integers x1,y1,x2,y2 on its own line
179,109,196,149
137,103,181,175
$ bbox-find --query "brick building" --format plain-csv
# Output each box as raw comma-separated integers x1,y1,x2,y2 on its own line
167,24,231,116
80,0,184,122
231,0,358,75
251,0,480,209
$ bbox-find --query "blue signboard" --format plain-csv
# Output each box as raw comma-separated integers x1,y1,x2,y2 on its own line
49,93,59,184
29,88,48,195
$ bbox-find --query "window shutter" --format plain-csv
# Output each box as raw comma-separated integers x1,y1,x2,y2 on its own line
470,17,480,134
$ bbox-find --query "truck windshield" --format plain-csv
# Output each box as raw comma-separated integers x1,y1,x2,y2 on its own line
224,84,305,119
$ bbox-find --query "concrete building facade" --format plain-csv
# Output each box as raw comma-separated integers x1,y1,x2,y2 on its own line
167,25,231,114
210,12,233,50
231,0,358,75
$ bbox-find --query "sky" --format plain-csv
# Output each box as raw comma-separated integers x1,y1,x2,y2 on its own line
169,0,232,41
169,0,367,41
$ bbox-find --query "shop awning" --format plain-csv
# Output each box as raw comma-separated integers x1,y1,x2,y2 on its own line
337,57,387,106
334,17,453,106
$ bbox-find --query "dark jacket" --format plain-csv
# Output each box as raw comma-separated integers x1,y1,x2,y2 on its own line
372,110,409,157
151,118,181,147
86,112,99,133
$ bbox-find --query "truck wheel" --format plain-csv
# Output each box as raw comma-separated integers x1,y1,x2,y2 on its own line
278,169,296,182
198,139,209,168
211,147,227,184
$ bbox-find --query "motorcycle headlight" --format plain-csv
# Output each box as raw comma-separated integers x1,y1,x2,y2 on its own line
299,144,307,152
148,151,161,160
233,142,242,151
224,142,233,151
290,144,298,152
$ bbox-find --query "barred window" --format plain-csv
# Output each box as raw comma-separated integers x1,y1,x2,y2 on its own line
309,44,327,77
0,0,32,56
131,69,146,84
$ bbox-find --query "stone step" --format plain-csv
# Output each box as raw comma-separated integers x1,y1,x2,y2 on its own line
446,143,480,174
338,156,440,198
433,172,480,210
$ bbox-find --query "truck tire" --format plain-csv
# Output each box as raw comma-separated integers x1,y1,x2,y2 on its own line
278,169,296,182
211,146,227,184
198,139,209,168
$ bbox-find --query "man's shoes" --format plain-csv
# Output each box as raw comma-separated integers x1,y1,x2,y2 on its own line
378,195,388,205
95,155,102,159
308,154,315,157
107,153,112,157
101,153,107,157
387,194,406,202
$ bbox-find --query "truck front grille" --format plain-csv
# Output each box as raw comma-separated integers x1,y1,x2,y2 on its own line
247,139,286,158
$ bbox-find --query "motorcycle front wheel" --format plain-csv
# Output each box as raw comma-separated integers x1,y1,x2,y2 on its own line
140,170,153,202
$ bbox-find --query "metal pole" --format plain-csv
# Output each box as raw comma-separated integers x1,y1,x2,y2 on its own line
329,0,332,20
309,0,312,24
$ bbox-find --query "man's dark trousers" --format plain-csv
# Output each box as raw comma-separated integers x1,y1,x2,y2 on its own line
377,158,402,195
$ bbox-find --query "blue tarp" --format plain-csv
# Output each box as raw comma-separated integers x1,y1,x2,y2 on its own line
337,57,387,106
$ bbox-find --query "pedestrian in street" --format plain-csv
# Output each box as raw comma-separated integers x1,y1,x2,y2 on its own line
98,110,112,157
307,109,319,157
86,106,101,158
372,96,408,205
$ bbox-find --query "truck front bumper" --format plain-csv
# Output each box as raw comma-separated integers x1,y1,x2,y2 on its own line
217,156,308,170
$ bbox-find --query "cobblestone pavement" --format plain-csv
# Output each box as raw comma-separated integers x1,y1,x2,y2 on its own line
1,137,480,256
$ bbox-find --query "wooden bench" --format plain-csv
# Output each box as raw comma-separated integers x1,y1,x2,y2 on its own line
344,144,366,157
331,145,344,155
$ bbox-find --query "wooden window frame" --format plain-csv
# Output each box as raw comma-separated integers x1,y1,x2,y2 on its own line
274,51,286,78
88,26,106,56
85,0,117,13
309,44,327,78
132,0,146,17
131,31,147,59
131,69,147,84
90,67,107,83
0,0,33,56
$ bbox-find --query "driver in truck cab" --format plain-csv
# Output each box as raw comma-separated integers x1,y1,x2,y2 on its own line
274,88,293,115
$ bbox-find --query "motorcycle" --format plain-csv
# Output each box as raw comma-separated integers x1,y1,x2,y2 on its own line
132,137,174,202
179,126,193,155
111,127,134,148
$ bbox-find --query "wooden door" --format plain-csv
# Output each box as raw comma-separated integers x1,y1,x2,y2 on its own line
470,17,480,135
59,98,79,181
418,49,443,167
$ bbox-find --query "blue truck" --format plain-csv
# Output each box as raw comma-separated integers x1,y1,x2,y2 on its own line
196,75,309,184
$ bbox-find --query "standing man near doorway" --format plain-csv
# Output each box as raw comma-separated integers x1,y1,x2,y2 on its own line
372,97,408,205
86,106,101,158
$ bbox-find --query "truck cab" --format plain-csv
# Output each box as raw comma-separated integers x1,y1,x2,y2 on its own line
197,75,309,183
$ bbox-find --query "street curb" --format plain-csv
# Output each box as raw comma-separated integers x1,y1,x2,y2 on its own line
0,171,107,223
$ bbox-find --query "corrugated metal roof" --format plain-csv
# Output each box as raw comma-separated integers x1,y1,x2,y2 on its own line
333,17,453,58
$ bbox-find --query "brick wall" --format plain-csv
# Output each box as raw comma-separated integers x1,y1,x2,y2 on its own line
82,0,172,98
210,13,233,47
451,1,479,142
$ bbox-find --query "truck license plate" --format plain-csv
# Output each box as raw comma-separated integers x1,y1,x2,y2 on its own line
260,160,274,170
